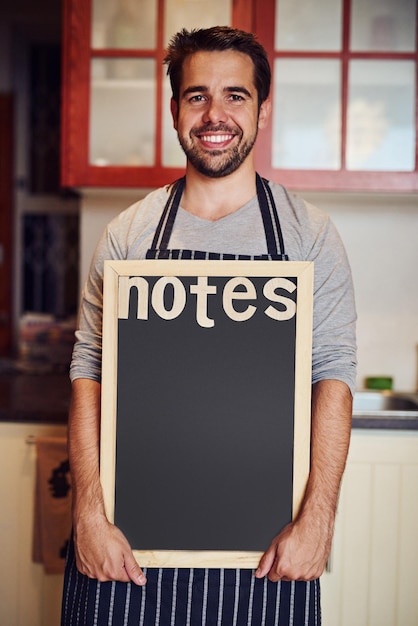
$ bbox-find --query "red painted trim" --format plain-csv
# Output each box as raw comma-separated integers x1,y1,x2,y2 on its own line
61,0,92,187
154,0,165,169
232,0,255,32
340,0,351,171
256,166,418,193
74,165,186,188
91,49,156,58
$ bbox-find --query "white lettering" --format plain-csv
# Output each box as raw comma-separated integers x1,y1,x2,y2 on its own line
118,276,149,319
223,277,257,322
151,277,187,320
263,278,296,321
189,276,217,328
118,275,297,326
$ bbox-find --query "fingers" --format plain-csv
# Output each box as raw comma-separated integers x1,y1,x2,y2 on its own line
123,552,147,586
74,521,147,585
255,545,275,579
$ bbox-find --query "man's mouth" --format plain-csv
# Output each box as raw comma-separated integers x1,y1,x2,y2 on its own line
199,134,235,144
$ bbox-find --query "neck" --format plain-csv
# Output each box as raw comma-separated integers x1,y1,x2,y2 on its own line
181,161,257,221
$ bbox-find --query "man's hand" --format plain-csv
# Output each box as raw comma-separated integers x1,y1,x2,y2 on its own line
254,514,332,582
74,514,147,585
255,380,352,583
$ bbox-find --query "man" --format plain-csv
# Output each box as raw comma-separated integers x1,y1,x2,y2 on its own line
62,26,356,626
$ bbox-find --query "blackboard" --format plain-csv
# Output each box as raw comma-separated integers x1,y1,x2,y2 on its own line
100,260,313,568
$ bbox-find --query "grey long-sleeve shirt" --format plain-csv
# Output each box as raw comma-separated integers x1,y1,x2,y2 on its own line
70,181,357,394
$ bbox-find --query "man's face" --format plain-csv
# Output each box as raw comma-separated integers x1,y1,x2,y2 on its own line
171,50,270,178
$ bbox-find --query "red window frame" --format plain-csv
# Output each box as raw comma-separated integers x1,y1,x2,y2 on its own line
254,0,418,191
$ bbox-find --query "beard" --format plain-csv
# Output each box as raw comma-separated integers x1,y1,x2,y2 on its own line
177,124,258,178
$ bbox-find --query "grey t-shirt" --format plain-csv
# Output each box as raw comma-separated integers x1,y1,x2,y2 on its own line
71,181,357,393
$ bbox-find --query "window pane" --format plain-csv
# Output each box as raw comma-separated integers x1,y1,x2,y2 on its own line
162,74,186,168
164,0,231,46
89,59,156,166
347,60,415,171
275,0,342,51
272,59,341,169
91,0,157,49
350,0,416,52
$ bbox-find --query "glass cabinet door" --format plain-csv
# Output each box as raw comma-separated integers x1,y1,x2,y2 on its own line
89,0,231,171
89,58,156,167
92,0,157,49
254,0,418,191
163,0,232,167
62,0,253,187
346,60,415,171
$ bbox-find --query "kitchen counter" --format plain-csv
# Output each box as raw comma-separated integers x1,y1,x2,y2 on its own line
352,414,418,430
352,390,418,431
0,367,71,424
1,364,418,430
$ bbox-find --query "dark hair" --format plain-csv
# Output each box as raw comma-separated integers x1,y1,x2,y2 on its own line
164,26,271,107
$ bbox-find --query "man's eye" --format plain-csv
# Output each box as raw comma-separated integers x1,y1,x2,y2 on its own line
229,94,245,102
189,95,205,103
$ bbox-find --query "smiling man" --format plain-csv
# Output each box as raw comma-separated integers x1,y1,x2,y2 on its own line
172,49,268,180
61,27,357,626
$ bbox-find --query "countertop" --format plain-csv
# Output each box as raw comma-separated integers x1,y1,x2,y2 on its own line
351,413,418,430
0,367,71,424
0,363,417,429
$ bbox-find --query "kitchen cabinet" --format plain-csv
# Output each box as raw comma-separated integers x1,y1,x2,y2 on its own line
62,0,418,191
321,429,418,626
255,0,418,191
61,0,254,188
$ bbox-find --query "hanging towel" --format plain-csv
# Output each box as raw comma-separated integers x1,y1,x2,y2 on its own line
32,436,72,574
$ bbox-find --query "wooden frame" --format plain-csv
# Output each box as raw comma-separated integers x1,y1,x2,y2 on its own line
100,259,313,568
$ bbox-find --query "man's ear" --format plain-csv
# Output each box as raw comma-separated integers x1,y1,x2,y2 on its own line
170,98,179,130
258,97,271,130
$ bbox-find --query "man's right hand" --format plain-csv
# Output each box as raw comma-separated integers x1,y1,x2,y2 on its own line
74,515,147,585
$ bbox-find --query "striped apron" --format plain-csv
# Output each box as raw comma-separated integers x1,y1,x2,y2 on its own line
61,174,321,625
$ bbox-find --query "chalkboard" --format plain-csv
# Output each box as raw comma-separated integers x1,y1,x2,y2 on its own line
100,260,313,568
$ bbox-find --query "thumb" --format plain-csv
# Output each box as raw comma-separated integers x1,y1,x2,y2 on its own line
255,545,276,579
124,551,147,586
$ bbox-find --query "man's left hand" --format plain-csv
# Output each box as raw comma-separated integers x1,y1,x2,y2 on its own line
254,515,332,582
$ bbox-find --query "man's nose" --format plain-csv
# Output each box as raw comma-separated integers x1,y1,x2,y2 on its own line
202,98,228,124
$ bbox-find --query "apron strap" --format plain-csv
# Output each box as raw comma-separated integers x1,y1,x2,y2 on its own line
148,174,288,259
148,177,185,252
256,174,288,259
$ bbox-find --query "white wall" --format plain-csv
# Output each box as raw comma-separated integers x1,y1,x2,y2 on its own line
306,191,418,392
79,189,418,393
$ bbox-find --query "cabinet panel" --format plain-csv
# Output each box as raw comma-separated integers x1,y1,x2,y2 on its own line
0,423,67,626
397,464,418,626
339,463,372,625
272,59,341,170
92,0,158,49
90,61,156,166
275,0,342,51
350,0,417,52
347,60,415,171
368,465,400,626
322,431,418,626
164,0,231,45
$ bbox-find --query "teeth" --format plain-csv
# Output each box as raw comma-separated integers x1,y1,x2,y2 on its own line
201,135,233,143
